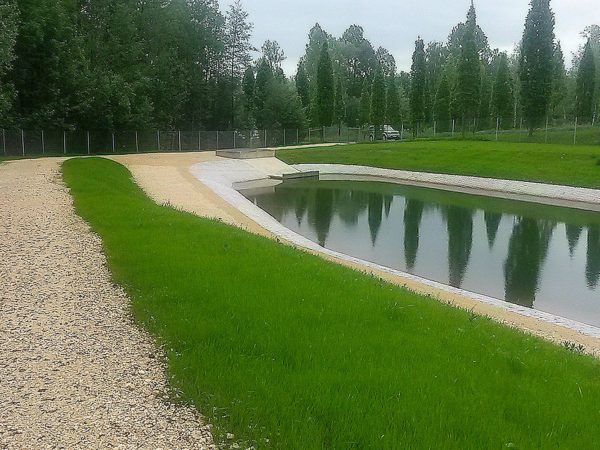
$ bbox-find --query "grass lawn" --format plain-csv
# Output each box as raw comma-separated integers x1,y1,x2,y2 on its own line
63,157,600,449
278,140,600,189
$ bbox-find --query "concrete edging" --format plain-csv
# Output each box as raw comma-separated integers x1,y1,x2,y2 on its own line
191,159,600,339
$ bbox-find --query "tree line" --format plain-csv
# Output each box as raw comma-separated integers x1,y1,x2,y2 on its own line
0,0,598,134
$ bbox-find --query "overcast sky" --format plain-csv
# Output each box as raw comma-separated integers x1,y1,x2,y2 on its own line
218,0,599,76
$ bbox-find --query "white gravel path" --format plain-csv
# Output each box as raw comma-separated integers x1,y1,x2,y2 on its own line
0,159,213,449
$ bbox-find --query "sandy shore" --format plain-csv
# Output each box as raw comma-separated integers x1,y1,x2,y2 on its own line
0,158,213,449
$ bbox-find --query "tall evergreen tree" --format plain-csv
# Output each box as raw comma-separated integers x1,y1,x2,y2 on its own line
359,78,371,126
316,41,334,126
576,39,596,121
371,67,386,137
224,0,254,128
434,72,451,131
334,77,345,128
242,66,255,126
551,41,567,119
295,62,310,108
519,0,555,134
410,37,426,125
491,52,514,123
254,58,272,128
456,2,481,130
386,77,401,129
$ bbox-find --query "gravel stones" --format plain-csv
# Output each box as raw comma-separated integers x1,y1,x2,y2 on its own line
0,159,214,449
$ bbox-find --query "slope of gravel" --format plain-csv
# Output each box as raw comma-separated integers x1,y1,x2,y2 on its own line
0,159,214,449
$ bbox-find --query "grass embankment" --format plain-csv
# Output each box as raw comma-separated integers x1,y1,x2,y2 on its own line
63,158,600,449
278,140,600,189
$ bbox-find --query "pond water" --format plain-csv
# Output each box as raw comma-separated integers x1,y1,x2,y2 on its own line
241,179,600,327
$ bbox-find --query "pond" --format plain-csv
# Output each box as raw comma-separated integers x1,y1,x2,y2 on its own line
241,179,600,327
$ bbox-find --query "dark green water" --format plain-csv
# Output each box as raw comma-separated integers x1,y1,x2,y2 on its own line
241,180,600,327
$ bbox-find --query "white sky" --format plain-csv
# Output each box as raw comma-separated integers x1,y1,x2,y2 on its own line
218,0,599,75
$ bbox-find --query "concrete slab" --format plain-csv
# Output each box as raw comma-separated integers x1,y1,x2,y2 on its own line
216,148,275,159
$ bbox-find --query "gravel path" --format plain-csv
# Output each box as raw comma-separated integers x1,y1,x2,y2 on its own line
0,159,213,449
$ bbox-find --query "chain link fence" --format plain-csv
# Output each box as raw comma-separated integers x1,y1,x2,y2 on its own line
2,118,598,158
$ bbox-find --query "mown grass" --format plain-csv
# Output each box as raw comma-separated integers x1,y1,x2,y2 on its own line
278,140,600,189
63,157,600,449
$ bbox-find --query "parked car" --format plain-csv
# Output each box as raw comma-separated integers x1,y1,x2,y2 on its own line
369,125,401,141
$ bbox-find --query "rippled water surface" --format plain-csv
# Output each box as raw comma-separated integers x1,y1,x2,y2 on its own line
241,180,600,327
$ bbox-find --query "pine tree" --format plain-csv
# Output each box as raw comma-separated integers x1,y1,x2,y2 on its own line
434,73,451,131
576,40,596,122
295,62,310,108
410,37,426,126
334,77,345,128
371,67,386,137
316,41,334,126
359,79,371,126
520,0,555,134
386,77,401,129
550,42,567,119
491,52,514,124
456,2,481,130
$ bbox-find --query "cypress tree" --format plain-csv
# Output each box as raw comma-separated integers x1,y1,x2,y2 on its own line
434,73,451,131
359,79,371,126
410,37,426,126
551,42,567,119
491,52,514,124
520,0,555,134
316,41,334,126
334,77,345,128
295,62,310,108
456,2,481,131
242,66,255,116
255,58,273,129
386,77,401,129
371,67,386,137
576,40,596,122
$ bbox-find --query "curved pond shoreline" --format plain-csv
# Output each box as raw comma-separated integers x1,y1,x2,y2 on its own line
188,157,600,344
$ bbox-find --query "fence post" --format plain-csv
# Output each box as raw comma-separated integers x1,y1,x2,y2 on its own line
297,129,299,145
233,130,236,149
574,117,578,145
178,131,182,152
216,131,219,150
322,126,325,143
87,131,90,155
112,132,115,153
433,121,436,137
308,128,311,143
41,131,45,155
157,130,161,152
63,131,67,154
496,117,499,141
451,119,455,137
1,129,5,156
135,131,139,153
545,116,549,144
283,129,286,147
198,131,201,151
21,130,25,157
264,129,267,148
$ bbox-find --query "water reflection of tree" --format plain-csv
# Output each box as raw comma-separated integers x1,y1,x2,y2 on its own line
337,190,368,227
445,206,474,288
404,199,424,271
384,195,394,218
586,225,600,289
504,218,555,307
294,191,308,226
368,193,384,245
484,212,502,249
565,224,583,257
308,188,334,247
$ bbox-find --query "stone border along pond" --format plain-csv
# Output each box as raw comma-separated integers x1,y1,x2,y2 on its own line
191,158,600,340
